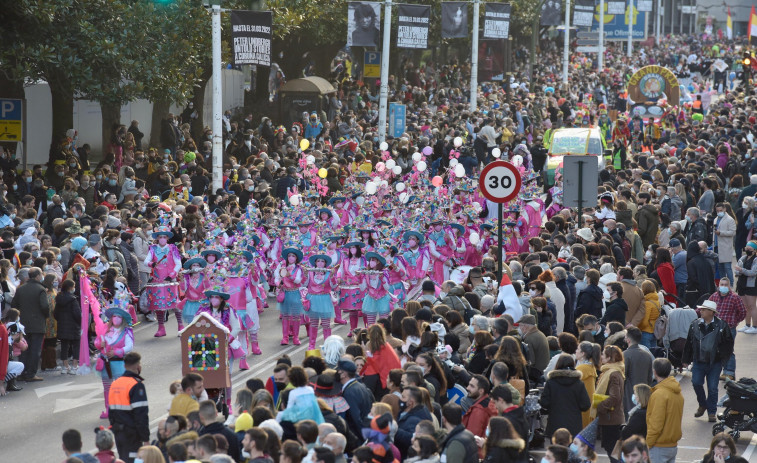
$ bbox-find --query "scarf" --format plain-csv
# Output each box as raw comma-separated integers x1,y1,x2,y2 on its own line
596,361,625,395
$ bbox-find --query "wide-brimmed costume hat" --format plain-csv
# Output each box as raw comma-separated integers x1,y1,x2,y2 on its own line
204,285,230,300
309,254,332,267
104,307,133,326
183,257,207,270
403,230,425,245
152,225,174,239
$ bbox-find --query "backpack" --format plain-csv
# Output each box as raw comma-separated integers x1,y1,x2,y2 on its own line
654,307,668,340
621,237,632,261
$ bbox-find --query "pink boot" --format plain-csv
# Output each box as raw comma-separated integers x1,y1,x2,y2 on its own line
291,318,301,345
99,410,108,419
323,326,332,339
154,325,166,337
280,318,290,345
308,325,317,350
334,307,347,325
239,357,250,370
249,331,262,355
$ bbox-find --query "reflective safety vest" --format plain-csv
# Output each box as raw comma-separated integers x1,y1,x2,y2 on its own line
109,375,139,410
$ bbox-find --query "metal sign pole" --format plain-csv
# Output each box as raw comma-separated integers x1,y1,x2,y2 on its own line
470,0,480,111
377,0,392,142
211,3,223,193
22,99,27,170
577,160,584,229
497,202,503,282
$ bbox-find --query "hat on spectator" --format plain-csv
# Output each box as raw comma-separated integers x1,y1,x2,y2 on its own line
88,234,101,246
577,228,594,241
336,359,357,375
669,238,681,248
577,419,598,449
234,412,253,433
517,314,537,326
697,300,718,314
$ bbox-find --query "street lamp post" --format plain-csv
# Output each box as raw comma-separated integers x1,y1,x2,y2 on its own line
211,3,223,193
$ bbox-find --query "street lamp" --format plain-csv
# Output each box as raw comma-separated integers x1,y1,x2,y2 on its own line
202,0,224,193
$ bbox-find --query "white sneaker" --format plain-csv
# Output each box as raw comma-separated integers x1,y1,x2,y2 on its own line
738,325,751,333
745,326,757,334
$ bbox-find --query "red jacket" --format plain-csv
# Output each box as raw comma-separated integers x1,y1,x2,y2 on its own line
362,343,401,388
656,262,677,304
462,394,498,438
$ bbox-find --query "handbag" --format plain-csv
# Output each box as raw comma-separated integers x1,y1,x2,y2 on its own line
509,378,526,399
592,393,609,408
12,336,28,357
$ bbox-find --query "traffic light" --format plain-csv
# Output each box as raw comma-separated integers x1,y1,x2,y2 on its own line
744,51,752,84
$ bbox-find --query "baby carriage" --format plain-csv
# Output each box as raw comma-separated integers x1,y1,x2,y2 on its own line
524,387,545,449
712,377,757,440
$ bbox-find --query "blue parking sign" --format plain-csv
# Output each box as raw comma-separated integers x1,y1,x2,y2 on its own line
389,103,406,138
0,99,23,142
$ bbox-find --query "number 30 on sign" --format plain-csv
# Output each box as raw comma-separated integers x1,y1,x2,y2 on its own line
478,161,522,203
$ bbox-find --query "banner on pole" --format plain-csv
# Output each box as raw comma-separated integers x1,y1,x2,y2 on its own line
483,3,511,39
389,103,407,138
230,10,272,67
441,2,469,38
348,2,381,47
397,4,430,48
637,0,653,12
573,0,595,26
541,0,562,26
591,7,647,39
478,40,505,81
607,1,626,15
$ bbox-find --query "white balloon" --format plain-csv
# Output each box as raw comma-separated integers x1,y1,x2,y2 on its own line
385,159,396,169
449,158,459,168
355,196,365,205
306,155,315,165
453,136,463,148
399,192,409,203
373,176,382,184
392,165,402,175
469,231,480,245
512,154,523,167
396,182,406,192
289,194,300,206
365,181,377,195
454,164,466,178
417,161,427,172
491,148,501,158
379,141,389,151
412,152,422,162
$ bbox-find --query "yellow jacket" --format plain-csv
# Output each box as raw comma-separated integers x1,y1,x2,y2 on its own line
168,392,199,417
639,292,660,334
576,362,597,428
646,376,683,448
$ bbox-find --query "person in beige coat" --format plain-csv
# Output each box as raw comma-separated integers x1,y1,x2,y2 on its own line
714,203,737,284
617,267,645,327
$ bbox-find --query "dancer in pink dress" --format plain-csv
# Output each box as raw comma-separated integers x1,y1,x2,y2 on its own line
224,255,258,370
336,235,366,338
143,225,182,337
304,252,337,350
386,245,408,310
178,257,210,325
273,244,305,345
401,230,431,289
427,217,456,285
94,295,134,419
324,233,347,324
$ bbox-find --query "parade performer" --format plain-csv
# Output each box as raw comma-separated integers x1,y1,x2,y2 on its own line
401,230,430,289
223,256,258,370
304,250,337,350
386,245,408,310
178,256,209,325
239,250,263,355
274,243,305,345
94,293,134,419
361,250,394,325
450,223,467,264
427,216,456,285
324,233,347,324
546,173,564,220
196,285,243,410
144,225,182,337
330,196,354,228
336,233,366,337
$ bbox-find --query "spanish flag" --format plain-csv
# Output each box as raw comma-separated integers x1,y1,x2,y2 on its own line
750,5,757,41
727,7,733,40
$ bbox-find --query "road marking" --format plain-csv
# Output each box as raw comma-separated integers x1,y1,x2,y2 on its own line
54,389,103,413
35,381,100,398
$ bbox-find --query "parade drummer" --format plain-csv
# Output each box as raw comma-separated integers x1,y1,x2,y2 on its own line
94,295,134,420
143,225,182,338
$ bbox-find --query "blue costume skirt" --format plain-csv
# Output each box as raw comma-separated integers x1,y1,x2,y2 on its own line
389,282,406,309
100,359,125,381
182,300,203,325
280,289,304,316
362,294,391,316
236,309,253,330
307,293,335,319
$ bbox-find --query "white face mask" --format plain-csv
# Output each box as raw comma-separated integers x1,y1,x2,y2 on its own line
529,289,538,297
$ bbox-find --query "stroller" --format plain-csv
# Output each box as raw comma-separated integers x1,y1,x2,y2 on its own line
713,377,757,440
523,387,545,449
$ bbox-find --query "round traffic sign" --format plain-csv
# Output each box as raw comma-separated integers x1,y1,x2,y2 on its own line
478,160,522,203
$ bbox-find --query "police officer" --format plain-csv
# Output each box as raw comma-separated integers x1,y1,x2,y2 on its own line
108,352,149,463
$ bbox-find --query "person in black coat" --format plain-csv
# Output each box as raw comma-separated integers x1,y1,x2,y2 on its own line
337,360,374,440
539,355,591,439
576,269,604,319
685,240,715,306
54,280,80,373
620,384,650,440
600,283,628,326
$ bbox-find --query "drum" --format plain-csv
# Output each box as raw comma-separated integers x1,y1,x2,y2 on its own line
144,281,180,312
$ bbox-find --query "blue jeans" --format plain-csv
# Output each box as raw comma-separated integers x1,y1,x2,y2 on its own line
692,361,723,415
641,331,657,349
724,328,737,376
719,262,734,285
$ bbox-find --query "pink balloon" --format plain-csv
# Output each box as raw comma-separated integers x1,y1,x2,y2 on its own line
376,162,385,172
431,176,443,187
422,146,433,156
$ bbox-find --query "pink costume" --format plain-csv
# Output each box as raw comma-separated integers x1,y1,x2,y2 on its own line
523,199,544,240
304,268,337,349
360,270,394,326
224,274,259,368
334,206,355,228
401,245,431,288
325,249,347,324
462,226,482,266
386,256,408,310
143,242,182,337
336,256,366,336
273,262,305,345
94,324,134,419
546,184,563,219
178,272,209,325
427,228,456,285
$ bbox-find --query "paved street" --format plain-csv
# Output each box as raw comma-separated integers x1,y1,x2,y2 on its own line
1,305,755,462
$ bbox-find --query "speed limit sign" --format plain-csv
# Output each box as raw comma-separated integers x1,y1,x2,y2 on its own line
478,161,522,203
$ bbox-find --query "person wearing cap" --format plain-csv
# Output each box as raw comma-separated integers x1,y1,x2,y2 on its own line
517,314,550,371
143,224,182,337
336,359,373,439
682,300,735,422
94,292,135,420
83,233,110,275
